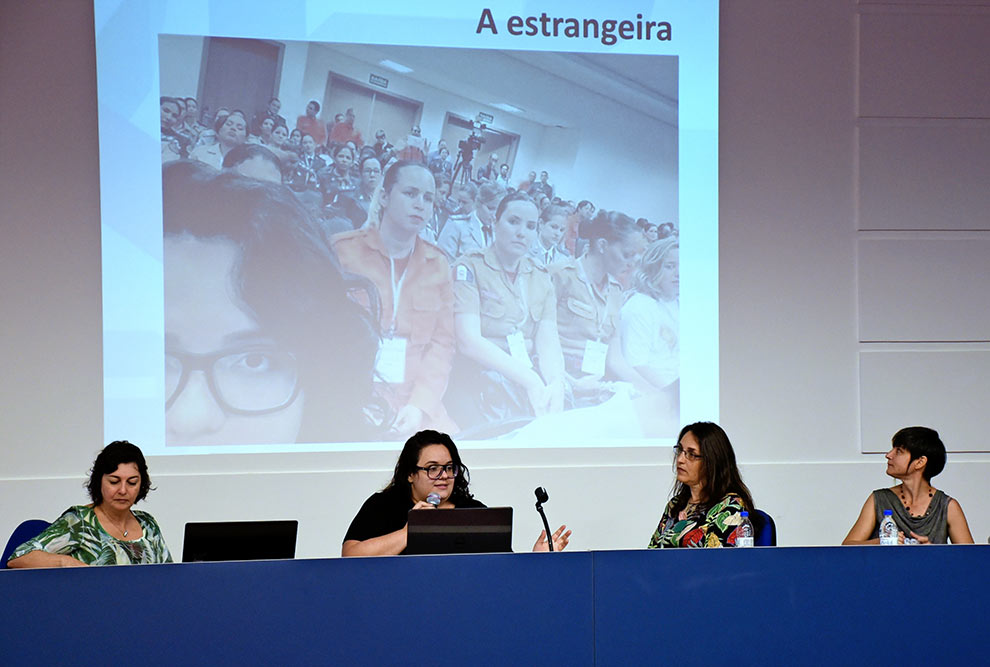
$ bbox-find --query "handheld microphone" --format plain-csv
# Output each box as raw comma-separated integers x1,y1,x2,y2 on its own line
426,493,441,507
534,487,554,552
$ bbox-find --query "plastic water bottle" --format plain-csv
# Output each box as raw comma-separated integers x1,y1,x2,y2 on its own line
879,509,898,545
736,511,754,547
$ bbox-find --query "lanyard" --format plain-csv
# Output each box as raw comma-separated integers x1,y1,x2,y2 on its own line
576,259,608,338
388,254,411,335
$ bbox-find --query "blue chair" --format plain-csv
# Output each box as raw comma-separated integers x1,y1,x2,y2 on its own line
2,519,51,568
751,509,777,546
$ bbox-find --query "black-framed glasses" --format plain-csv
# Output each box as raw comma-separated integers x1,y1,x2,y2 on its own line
414,463,460,480
165,345,300,415
673,444,703,462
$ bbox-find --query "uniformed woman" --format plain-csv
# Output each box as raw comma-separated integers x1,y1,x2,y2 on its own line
331,160,457,436
449,192,565,430
550,209,647,406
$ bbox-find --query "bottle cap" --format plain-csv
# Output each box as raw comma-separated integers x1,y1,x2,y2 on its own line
883,509,893,516
740,511,749,517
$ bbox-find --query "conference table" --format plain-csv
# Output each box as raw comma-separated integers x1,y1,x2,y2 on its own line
2,546,986,665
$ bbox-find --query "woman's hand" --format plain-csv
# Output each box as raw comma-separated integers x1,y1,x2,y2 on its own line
532,525,571,552
548,379,565,414
525,379,553,416
909,531,931,545
410,500,438,511
571,374,604,393
391,405,425,436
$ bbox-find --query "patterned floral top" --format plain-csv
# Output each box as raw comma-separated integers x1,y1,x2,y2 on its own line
9,505,172,566
648,493,746,548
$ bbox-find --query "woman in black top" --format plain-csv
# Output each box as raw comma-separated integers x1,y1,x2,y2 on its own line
342,430,570,556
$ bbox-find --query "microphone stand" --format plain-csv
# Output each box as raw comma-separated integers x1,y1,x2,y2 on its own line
534,487,554,552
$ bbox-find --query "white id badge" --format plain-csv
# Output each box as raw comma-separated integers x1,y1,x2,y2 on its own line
375,337,407,384
581,340,608,377
506,331,533,368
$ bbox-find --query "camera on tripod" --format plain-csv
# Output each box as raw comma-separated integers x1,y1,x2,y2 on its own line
457,118,487,162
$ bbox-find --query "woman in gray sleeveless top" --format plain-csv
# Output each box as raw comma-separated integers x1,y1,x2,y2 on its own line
842,426,974,545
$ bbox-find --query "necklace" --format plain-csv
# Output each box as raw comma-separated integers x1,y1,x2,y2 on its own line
898,485,934,518
97,505,130,538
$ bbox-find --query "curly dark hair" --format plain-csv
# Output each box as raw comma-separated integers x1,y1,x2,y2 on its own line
86,441,153,505
384,430,473,504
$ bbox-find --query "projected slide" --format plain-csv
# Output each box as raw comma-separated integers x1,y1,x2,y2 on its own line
96,1,718,454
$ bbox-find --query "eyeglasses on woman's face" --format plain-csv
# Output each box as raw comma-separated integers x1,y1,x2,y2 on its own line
673,444,703,462
166,345,300,415
414,463,460,480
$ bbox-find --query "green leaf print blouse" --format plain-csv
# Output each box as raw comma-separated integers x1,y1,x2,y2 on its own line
9,505,172,565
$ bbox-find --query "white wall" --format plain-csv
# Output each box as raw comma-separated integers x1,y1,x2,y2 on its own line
296,41,677,218
1,1,988,559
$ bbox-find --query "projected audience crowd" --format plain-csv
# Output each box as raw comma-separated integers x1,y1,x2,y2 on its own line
160,92,680,446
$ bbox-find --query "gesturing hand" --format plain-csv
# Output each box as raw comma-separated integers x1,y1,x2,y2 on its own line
533,525,571,552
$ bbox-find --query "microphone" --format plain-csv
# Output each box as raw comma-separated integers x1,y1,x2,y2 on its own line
426,493,441,507
534,487,554,552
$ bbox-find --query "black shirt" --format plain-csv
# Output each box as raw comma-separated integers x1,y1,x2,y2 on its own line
343,487,486,553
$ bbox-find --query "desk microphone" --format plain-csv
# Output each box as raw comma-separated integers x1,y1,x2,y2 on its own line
426,493,441,507
534,487,554,552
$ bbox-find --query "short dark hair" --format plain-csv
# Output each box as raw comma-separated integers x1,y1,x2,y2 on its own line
580,208,638,243
222,143,282,172
892,426,946,481
577,200,593,210
215,109,247,133
86,441,153,505
384,430,473,503
670,422,754,516
308,100,320,113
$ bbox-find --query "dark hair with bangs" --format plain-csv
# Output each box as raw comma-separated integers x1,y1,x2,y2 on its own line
384,430,473,504
892,426,946,481
87,441,153,505
670,422,754,516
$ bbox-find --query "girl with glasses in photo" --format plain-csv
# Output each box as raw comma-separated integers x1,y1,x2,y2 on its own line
162,160,379,445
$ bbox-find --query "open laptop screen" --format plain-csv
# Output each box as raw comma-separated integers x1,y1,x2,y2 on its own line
182,520,298,563
405,507,512,555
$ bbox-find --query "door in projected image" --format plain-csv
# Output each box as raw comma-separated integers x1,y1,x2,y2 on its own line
323,74,422,151
200,37,283,128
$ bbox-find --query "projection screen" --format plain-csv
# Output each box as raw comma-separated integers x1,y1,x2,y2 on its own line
95,0,719,454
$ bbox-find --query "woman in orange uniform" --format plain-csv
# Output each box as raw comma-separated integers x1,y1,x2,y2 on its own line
332,160,457,436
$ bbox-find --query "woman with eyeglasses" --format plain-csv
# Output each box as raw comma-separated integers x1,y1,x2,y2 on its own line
648,422,755,548
342,430,570,556
163,160,379,445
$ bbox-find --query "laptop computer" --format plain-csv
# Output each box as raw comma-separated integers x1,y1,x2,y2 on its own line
405,507,513,555
181,520,298,563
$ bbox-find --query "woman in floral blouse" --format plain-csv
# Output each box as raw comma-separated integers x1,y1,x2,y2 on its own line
648,422,755,548
7,441,171,567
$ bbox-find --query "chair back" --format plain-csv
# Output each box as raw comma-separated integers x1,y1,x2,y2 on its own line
2,519,51,568
751,509,777,546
